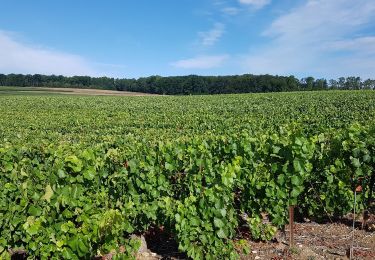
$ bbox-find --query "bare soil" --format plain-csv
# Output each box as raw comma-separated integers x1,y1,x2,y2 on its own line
136,217,375,260
242,221,375,260
19,87,158,96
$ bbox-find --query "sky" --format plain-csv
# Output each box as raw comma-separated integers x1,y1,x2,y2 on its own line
0,0,374,79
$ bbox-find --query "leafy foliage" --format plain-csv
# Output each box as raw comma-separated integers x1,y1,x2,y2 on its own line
0,91,375,259
1,73,374,94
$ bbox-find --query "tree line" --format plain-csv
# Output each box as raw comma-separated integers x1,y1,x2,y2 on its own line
0,73,374,94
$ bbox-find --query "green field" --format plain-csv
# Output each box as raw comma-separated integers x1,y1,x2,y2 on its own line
1,90,374,259
1,90,375,143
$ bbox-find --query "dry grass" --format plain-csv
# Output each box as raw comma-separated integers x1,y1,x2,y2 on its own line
0,86,157,96
22,87,158,96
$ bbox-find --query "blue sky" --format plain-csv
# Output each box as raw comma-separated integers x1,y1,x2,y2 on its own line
0,0,374,79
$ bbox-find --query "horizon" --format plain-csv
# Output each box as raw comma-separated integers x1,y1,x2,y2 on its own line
1,0,374,79
0,72,372,82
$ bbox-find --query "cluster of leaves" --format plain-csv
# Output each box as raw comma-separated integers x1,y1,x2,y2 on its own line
1,123,374,259
0,143,143,259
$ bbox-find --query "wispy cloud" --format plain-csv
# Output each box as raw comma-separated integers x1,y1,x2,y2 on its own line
324,36,375,55
238,0,271,9
221,7,240,15
0,30,97,76
198,23,225,46
171,55,229,69
242,0,375,78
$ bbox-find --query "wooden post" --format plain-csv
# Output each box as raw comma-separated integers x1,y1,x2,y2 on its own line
363,173,374,229
289,205,294,248
362,210,369,230
350,190,357,260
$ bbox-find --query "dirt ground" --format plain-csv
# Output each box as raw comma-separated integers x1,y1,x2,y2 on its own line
135,219,375,260
18,87,158,96
243,221,375,260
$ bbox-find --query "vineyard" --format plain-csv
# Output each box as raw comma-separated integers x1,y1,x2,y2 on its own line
0,90,375,259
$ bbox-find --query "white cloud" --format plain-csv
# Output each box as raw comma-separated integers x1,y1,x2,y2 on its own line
326,36,375,55
198,23,225,46
242,0,375,78
239,0,271,9
0,30,97,76
171,55,229,69
221,7,240,15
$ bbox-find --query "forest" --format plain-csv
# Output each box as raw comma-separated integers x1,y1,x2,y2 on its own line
1,73,374,94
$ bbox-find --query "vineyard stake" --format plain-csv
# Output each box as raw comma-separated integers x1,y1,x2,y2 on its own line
363,173,374,229
289,205,294,248
350,190,357,260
